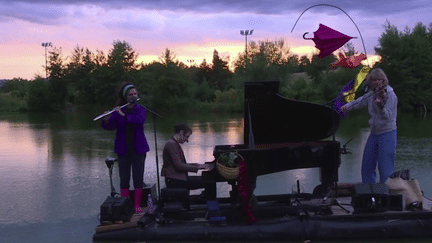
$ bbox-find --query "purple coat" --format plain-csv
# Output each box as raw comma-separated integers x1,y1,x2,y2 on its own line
101,104,150,156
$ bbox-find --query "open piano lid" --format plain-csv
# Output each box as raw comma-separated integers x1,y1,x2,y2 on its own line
244,81,340,144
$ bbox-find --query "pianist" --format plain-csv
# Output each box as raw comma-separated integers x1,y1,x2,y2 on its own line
161,123,216,199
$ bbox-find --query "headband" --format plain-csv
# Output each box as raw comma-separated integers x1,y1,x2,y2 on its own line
122,84,135,98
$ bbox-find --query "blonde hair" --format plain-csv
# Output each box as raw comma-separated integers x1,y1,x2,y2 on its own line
366,68,389,87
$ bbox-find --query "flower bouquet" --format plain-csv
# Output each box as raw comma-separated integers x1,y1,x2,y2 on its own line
216,152,242,180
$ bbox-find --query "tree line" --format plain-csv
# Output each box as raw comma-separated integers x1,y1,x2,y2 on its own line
1,21,431,113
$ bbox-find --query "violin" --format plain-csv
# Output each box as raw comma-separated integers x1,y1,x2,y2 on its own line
378,88,386,99
375,87,386,109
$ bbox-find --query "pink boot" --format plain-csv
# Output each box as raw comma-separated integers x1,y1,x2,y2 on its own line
120,188,130,198
134,188,143,214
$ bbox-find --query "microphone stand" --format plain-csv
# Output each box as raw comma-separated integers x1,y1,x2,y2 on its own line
141,105,163,202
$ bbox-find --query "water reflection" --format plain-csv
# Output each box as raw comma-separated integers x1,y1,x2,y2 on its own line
1,111,432,242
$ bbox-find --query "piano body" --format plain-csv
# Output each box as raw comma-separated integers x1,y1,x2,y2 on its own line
213,81,341,193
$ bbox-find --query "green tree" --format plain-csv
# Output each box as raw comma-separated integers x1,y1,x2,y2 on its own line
375,21,432,110
298,55,311,72
287,54,300,73
107,40,138,73
47,47,68,111
194,59,212,85
210,50,232,90
342,42,357,56
189,59,215,102
159,48,179,66
304,53,337,84
66,46,98,104
1,78,29,97
145,49,196,111
93,40,139,106
233,38,295,82
194,77,214,102
27,77,51,111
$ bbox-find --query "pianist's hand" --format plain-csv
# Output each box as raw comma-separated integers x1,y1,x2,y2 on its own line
198,163,214,170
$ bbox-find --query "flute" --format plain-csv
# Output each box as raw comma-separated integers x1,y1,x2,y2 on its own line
93,98,140,121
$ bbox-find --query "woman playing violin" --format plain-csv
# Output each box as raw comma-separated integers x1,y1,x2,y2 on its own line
341,68,398,183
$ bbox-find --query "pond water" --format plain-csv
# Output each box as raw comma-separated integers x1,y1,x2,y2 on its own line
0,109,431,243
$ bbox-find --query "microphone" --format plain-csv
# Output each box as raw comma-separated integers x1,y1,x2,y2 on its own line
129,96,139,103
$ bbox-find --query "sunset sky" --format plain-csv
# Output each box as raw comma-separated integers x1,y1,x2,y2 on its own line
1,0,431,80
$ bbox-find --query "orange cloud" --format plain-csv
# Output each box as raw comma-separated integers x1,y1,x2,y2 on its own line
136,41,244,70
290,46,317,58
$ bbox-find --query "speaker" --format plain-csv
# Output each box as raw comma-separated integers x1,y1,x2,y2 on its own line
100,196,134,224
352,183,390,213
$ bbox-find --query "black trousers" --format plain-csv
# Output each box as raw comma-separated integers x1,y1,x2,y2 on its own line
165,176,217,199
118,153,146,189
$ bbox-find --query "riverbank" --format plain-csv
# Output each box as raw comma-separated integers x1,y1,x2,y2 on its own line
0,92,27,112
0,90,244,113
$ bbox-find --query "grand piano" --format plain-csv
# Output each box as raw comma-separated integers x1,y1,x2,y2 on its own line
212,81,341,194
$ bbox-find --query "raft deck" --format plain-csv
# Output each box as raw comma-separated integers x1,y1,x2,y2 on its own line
93,194,432,241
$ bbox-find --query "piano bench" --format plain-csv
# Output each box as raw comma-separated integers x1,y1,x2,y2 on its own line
161,187,190,210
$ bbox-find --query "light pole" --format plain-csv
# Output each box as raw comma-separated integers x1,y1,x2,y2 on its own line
187,59,195,67
240,30,253,70
41,42,52,80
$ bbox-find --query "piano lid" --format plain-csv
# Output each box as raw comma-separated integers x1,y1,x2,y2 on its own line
244,81,340,144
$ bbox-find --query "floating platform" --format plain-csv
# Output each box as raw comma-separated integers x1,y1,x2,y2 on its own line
93,191,432,242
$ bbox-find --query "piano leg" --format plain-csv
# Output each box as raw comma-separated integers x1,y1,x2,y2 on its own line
320,162,339,193
230,176,257,208
228,181,238,206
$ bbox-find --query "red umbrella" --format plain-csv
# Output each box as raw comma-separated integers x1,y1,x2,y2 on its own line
303,24,355,58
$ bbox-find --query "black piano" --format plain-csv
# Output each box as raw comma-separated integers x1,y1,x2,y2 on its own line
212,81,341,194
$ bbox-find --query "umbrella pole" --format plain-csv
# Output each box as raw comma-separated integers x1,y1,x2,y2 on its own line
291,3,369,66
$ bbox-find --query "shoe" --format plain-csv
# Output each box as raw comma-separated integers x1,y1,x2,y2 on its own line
134,188,143,214
121,188,130,198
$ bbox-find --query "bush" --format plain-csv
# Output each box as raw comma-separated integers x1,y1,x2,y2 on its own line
27,78,51,112
0,93,27,111
281,78,322,102
214,89,244,112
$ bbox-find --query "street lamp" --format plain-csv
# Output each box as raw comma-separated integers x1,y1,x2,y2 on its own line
41,42,52,80
187,59,195,67
240,29,253,70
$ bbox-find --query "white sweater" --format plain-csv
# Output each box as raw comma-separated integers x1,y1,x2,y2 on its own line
345,85,397,135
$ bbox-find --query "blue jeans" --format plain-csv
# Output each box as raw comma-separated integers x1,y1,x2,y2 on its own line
362,129,397,183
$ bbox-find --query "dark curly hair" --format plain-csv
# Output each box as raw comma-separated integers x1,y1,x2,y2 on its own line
174,123,192,134
115,82,135,106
